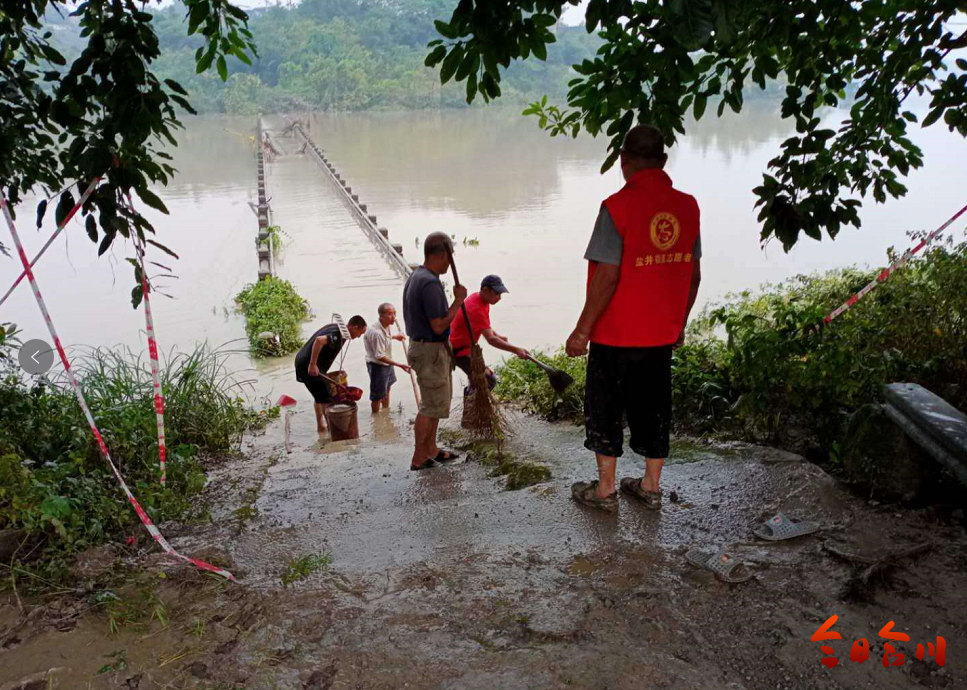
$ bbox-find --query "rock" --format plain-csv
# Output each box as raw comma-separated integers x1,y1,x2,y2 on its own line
842,404,932,502
0,529,28,562
70,544,118,580
304,663,337,690
188,662,209,679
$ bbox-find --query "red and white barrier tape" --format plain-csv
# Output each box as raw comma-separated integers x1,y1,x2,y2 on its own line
824,203,967,324
127,196,168,486
1,195,235,581
0,179,101,309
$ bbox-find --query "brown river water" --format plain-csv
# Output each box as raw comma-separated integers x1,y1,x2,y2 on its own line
2,107,965,430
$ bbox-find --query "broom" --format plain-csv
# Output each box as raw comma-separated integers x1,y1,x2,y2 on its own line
444,245,507,441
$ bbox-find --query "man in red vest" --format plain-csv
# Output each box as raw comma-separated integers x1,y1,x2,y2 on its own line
565,125,703,512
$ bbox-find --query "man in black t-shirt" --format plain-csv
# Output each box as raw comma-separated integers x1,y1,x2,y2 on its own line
294,315,367,432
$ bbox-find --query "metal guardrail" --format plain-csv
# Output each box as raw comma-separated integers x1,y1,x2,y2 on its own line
292,123,414,279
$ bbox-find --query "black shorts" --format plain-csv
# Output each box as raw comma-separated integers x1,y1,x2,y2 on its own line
300,375,333,404
584,343,672,459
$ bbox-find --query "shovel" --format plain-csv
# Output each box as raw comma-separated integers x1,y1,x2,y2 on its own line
524,353,574,393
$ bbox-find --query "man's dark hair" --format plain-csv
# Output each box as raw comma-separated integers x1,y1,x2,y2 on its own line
621,125,665,162
348,315,366,329
377,302,394,316
424,231,453,258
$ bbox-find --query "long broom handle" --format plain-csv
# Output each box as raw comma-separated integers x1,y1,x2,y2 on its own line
444,245,476,344
395,320,421,407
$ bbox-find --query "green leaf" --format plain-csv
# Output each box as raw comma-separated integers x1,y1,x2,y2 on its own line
137,188,169,215
216,55,228,82
693,94,708,120
921,107,944,128
456,50,480,82
434,20,458,39
163,78,188,96
532,37,548,61
35,199,48,229
85,215,97,242
668,0,714,50
466,73,478,104
131,285,144,309
41,495,72,520
146,239,180,260
425,45,447,68
54,191,75,228
440,46,464,85
710,0,738,46
98,231,115,257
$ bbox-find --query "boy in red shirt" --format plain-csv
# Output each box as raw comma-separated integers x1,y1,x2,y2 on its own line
450,275,530,390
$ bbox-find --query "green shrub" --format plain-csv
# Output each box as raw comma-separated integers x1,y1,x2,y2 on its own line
235,276,310,357
495,235,967,458
495,349,586,422
0,344,261,584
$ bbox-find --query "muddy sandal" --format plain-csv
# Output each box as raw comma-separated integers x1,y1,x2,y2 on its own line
619,477,662,510
685,547,754,583
753,513,820,541
410,458,438,471
434,449,460,463
571,480,618,513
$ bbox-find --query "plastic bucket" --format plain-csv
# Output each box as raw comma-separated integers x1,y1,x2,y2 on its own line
325,402,359,441
325,370,348,398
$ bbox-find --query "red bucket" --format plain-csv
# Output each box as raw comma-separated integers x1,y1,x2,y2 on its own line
333,386,363,404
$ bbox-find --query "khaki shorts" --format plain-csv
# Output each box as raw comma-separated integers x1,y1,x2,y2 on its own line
407,340,453,419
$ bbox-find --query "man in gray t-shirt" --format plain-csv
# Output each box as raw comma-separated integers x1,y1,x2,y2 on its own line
401,232,467,471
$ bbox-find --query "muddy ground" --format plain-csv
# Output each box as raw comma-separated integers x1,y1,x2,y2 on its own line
2,409,965,690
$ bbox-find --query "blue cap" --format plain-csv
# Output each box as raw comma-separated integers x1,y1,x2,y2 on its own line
481,274,509,294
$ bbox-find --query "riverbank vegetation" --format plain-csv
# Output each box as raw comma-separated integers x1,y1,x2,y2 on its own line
235,277,310,357
496,236,967,461
38,1,602,115
0,339,271,587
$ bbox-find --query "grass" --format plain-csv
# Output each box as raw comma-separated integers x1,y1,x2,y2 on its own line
0,343,271,588
439,429,552,490
280,553,332,588
235,276,310,357
263,224,287,262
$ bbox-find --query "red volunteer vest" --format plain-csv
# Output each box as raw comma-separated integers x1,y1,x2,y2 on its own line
588,169,700,347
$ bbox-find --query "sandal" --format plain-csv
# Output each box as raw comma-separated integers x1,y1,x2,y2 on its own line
685,547,753,583
753,513,820,541
434,449,460,463
619,477,662,510
410,458,438,471
570,480,618,513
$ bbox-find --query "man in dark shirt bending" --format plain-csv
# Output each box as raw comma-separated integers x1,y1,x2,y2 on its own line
294,315,367,432
402,232,467,470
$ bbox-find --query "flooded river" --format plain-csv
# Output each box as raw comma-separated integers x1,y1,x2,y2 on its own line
2,107,965,422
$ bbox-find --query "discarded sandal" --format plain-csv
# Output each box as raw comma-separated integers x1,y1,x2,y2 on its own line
434,449,460,463
410,458,438,471
571,480,618,513
753,513,820,541
685,547,753,583
619,477,661,510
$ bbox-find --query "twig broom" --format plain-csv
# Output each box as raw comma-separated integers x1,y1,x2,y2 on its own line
444,245,508,442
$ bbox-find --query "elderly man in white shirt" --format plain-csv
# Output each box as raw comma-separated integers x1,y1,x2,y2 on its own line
364,303,411,413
